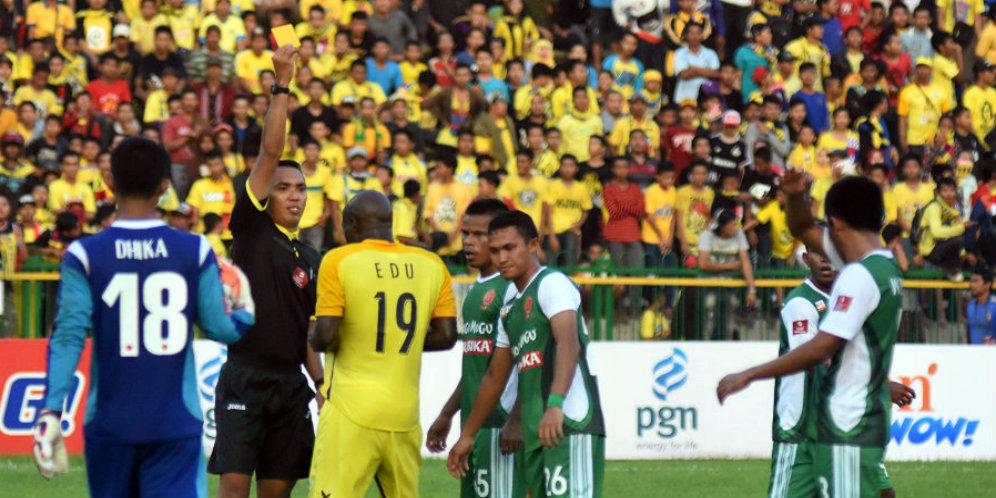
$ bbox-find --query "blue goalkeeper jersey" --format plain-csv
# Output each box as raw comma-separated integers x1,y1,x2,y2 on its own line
43,219,249,443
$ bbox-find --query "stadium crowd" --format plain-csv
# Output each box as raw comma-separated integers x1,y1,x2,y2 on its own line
0,0,996,339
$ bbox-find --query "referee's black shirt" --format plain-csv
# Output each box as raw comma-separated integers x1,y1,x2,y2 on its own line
228,183,320,370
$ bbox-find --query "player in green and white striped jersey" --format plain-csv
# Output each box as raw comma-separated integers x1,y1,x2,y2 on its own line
718,174,914,498
426,199,526,498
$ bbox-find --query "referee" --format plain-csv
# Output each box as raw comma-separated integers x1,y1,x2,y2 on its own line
209,45,325,498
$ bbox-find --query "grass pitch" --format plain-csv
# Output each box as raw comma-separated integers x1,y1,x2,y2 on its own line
1,456,992,497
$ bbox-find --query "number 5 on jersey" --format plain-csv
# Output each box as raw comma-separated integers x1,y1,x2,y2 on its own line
103,272,189,357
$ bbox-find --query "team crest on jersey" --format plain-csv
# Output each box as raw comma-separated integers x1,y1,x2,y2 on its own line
500,304,513,318
293,267,309,288
481,289,496,310
792,320,808,335
834,295,852,311
524,297,533,319
815,300,827,312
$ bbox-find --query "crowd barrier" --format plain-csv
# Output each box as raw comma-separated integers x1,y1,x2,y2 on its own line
1,264,975,343
2,340,992,461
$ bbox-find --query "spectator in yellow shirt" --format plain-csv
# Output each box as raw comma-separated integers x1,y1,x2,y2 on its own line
186,150,235,238
898,58,951,156
48,151,97,221
76,0,115,55
198,0,247,54
26,0,75,51
386,128,427,197
545,154,592,266
234,28,274,94
298,139,334,250
399,41,427,86
13,65,62,117
330,59,388,105
554,86,603,162
342,97,391,163
503,149,550,230
130,0,167,55
643,162,677,266
931,31,962,105
423,155,471,255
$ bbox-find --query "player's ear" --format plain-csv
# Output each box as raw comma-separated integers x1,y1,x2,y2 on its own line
527,235,540,254
158,179,170,198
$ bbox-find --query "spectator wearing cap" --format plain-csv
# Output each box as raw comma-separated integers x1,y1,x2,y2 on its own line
328,146,380,244
710,110,749,181
784,17,832,91
744,95,792,168
898,57,951,156
198,0,247,54
696,208,756,336
551,60,601,121
609,92,661,157
735,24,777,102
330,59,388,106
472,91,518,170
193,56,238,127
160,0,200,52
85,53,132,117
136,26,188,101
129,0,167,55
25,0,75,51
13,63,61,117
556,86,604,162
75,0,114,55
233,28,274,94
188,25,237,83
16,194,46,246
0,133,36,193
105,24,142,85
673,22,720,103
964,60,996,145
166,202,195,231
639,69,667,116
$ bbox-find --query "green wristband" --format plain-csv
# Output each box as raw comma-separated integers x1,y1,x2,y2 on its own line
547,394,565,408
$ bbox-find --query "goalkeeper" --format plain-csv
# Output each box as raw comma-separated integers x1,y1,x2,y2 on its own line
34,136,255,498
208,44,326,498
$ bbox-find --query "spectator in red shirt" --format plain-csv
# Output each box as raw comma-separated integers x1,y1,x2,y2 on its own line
862,2,887,53
663,101,701,179
837,0,870,31
603,155,646,310
63,93,107,143
877,30,912,106
192,57,236,127
86,54,133,118
162,87,208,199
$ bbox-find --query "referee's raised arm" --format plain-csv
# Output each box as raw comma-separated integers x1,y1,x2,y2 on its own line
248,44,298,201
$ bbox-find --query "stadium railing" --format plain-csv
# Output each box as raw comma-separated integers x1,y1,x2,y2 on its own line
1,258,971,343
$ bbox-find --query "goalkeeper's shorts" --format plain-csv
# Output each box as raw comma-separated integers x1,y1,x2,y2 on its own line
208,360,315,480
85,434,203,498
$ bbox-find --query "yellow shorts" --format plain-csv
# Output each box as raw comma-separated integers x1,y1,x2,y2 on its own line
308,401,422,498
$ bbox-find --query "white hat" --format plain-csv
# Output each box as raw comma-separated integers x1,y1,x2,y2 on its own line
112,24,130,39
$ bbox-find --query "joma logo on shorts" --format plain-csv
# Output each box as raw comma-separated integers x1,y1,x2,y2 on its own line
518,351,543,370
463,339,493,355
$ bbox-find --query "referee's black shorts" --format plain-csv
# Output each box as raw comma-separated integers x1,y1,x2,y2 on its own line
208,360,315,480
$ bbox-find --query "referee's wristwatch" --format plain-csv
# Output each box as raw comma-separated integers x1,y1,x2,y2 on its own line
271,84,290,95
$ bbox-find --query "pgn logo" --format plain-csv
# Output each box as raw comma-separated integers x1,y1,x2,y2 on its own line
0,372,86,436
652,349,688,401
198,349,227,404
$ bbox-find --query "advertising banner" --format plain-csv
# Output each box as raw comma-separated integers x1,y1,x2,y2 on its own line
2,339,994,462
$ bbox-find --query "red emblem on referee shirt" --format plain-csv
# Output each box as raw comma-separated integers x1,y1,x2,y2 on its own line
834,295,852,312
293,267,308,288
481,289,496,310
792,320,808,335
524,297,533,319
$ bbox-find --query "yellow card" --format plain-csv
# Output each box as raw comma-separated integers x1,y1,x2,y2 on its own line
270,25,300,49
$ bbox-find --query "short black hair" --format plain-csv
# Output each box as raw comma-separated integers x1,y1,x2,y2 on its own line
56,211,80,233
931,30,951,52
798,62,817,74
393,128,414,141
403,179,420,198
204,149,224,161
278,159,302,171
657,161,675,174
754,146,772,163
488,210,539,242
203,212,223,233
688,159,710,172
936,176,958,191
95,203,116,225
465,198,510,218
112,137,170,198
867,162,889,176
972,266,994,283
350,59,366,71
154,25,173,38
824,176,885,233
479,169,501,187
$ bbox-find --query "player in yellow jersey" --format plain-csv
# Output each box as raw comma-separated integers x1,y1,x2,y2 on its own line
309,190,458,498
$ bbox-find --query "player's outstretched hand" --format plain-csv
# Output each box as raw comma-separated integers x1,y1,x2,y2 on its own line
272,44,299,86
716,372,752,405
32,409,68,480
498,416,523,454
538,407,564,448
780,166,812,197
426,415,451,453
889,381,916,407
447,435,474,478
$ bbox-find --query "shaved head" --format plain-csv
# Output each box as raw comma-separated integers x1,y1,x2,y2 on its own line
343,190,394,243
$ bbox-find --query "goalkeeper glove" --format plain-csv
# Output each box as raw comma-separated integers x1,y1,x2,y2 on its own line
218,257,255,316
33,409,68,480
